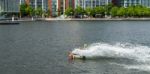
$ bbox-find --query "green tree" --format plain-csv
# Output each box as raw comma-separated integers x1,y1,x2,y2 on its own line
142,7,150,17
35,7,43,17
110,6,119,17
20,3,34,17
65,7,74,16
104,3,114,15
31,8,35,16
134,6,142,17
85,7,94,17
127,6,135,17
94,6,105,17
25,6,34,16
75,6,85,17
44,9,51,17
20,3,28,16
147,8,150,17
117,7,126,17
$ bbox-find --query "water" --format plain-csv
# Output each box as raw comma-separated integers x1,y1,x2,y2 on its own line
0,21,150,74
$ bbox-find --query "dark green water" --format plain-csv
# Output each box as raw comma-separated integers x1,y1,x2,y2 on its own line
0,21,150,74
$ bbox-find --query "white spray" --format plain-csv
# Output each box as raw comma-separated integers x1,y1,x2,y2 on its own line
72,42,150,71
72,42,150,62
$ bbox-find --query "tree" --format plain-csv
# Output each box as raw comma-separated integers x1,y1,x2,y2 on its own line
44,9,51,17
31,8,35,16
74,6,85,17
127,6,135,17
85,7,94,17
20,3,28,16
104,3,114,15
117,7,126,17
142,7,150,17
111,6,119,17
25,6,34,16
35,7,43,17
134,6,142,17
20,3,34,17
65,7,74,16
94,6,105,17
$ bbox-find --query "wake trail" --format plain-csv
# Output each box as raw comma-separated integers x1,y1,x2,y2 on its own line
72,42,150,62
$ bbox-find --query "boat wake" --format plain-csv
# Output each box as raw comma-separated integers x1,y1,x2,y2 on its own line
72,43,150,61
72,42,150,71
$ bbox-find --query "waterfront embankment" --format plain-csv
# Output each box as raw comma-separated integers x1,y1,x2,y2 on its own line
45,18,150,21
1,17,150,22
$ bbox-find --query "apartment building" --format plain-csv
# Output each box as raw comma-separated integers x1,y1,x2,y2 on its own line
1,0,112,16
24,0,75,16
141,0,150,7
115,0,150,7
75,0,112,9
0,0,20,13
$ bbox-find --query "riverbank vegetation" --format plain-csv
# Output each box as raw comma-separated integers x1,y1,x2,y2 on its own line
20,3,50,18
65,4,150,18
20,3,150,18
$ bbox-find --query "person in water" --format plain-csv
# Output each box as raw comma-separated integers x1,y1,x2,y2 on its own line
68,51,74,60
68,51,86,60
68,44,88,60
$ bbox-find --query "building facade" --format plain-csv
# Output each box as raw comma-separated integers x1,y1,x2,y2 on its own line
50,0,57,16
25,0,48,11
115,0,150,8
24,0,75,16
49,0,75,16
56,0,64,15
112,0,120,6
24,0,56,16
141,0,150,7
65,0,75,9
0,0,20,13
1,0,112,16
120,0,141,7
1,0,150,16
75,0,112,9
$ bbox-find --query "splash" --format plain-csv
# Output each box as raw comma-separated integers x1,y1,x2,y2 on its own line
72,42,150,71
72,42,150,62
125,65,150,71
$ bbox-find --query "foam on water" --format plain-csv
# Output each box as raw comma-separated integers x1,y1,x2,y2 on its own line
72,42,150,71
110,63,150,72
72,43,150,62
